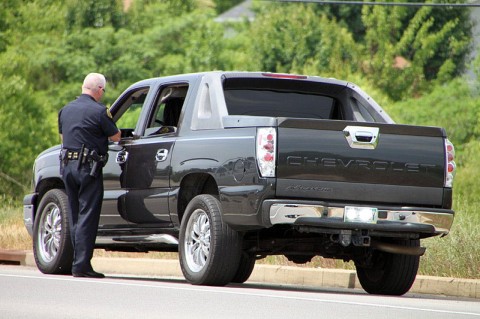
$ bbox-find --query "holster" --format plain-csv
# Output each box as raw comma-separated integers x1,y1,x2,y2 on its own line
87,150,108,178
59,149,68,176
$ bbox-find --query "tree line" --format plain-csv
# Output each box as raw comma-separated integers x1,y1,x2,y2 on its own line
1,0,479,201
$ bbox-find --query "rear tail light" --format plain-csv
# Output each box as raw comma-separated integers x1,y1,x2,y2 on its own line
256,127,276,177
445,139,456,188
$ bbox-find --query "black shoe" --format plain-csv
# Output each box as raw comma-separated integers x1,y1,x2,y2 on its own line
72,270,105,278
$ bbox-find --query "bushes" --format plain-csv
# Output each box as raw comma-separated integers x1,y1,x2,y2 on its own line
385,77,480,148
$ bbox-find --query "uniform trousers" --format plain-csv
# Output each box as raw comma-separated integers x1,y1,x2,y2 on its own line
62,161,103,273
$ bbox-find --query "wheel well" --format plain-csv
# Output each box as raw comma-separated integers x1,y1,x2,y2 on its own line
35,177,65,217
177,173,218,224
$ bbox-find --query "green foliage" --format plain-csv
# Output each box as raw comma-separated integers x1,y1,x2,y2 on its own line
361,2,471,100
140,10,225,75
123,1,174,33
213,0,244,14
311,4,364,42
66,0,125,30
0,75,55,195
454,141,480,201
384,77,480,148
239,3,359,77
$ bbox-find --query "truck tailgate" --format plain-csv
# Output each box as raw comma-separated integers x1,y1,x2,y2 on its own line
276,119,447,206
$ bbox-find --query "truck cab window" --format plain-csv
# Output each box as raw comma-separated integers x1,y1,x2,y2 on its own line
224,89,341,120
350,97,385,123
145,84,188,136
113,87,150,138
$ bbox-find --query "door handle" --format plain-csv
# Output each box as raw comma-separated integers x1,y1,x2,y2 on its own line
156,149,169,162
116,150,129,164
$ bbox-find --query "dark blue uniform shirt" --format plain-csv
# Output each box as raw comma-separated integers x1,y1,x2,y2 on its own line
58,94,118,154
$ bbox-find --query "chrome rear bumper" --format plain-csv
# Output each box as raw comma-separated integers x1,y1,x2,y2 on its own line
267,201,454,236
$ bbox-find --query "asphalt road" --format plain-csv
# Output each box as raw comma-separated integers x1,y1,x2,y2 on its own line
1,265,479,319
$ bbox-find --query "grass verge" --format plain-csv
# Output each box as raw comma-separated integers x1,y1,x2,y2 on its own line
418,196,480,278
0,196,31,250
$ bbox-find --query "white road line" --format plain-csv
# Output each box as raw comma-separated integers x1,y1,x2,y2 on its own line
1,273,479,317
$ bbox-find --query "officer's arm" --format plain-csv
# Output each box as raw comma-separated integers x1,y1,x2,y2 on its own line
109,130,121,142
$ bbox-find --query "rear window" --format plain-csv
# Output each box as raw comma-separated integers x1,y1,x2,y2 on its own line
224,89,341,120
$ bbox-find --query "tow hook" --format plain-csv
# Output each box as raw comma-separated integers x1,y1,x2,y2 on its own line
334,230,371,247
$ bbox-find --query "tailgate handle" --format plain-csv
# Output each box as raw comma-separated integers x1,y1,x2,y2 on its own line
355,132,373,143
343,126,379,150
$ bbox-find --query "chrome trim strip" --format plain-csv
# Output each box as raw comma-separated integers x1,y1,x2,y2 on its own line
269,203,453,234
96,234,179,245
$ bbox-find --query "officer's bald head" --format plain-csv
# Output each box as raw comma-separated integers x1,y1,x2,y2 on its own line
82,73,106,101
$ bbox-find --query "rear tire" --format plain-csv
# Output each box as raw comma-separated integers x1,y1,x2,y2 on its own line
33,189,73,274
231,252,256,283
355,239,420,295
179,194,242,286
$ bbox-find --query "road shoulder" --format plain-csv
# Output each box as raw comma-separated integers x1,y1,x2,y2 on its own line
2,249,478,299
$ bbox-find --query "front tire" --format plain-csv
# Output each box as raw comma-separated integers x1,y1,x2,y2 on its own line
179,195,241,286
33,189,73,274
355,239,420,295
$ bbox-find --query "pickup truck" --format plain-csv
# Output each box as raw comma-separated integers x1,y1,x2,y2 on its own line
23,71,455,295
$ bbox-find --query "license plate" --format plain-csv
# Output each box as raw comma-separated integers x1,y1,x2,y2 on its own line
344,206,378,224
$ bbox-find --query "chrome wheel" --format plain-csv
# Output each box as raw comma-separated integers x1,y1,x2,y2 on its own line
33,189,73,274
179,194,241,285
184,208,211,272
37,203,62,263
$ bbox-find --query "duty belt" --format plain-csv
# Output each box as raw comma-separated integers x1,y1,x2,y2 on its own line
64,149,106,161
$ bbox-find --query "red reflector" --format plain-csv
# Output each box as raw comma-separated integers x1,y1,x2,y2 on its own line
262,73,308,80
263,143,274,151
264,153,274,161
448,153,454,162
448,163,455,173
267,134,274,141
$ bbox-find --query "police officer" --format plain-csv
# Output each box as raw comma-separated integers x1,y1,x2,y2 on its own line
58,73,121,278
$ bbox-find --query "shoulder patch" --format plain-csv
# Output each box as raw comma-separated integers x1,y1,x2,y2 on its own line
106,109,113,119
